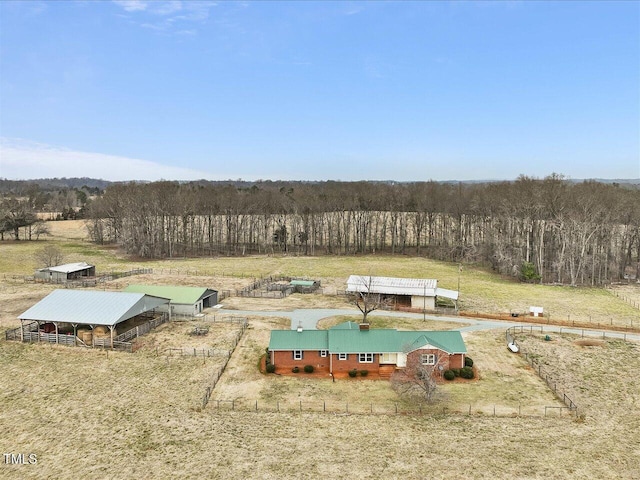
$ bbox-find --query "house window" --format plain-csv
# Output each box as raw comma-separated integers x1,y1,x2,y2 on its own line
293,350,303,360
421,354,436,365
359,353,374,363
338,353,348,360
319,350,327,357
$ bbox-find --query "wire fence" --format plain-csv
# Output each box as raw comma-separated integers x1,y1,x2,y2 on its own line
607,286,640,311
161,347,231,358
201,319,248,410
205,398,573,418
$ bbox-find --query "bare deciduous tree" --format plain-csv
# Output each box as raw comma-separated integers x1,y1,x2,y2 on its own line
350,275,389,323
391,349,448,403
34,244,65,267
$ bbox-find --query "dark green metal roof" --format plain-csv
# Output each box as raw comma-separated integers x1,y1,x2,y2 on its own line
269,322,466,354
329,321,360,330
269,330,328,351
290,280,316,287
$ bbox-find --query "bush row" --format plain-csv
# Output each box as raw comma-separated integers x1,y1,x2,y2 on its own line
444,357,475,380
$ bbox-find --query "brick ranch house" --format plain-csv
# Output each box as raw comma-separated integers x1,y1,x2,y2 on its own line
268,321,467,379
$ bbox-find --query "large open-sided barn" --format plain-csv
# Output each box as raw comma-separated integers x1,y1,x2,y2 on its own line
269,321,466,379
16,290,169,348
346,275,459,310
34,262,95,283
123,285,218,315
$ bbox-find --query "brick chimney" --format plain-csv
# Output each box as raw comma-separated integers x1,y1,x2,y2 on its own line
359,323,370,331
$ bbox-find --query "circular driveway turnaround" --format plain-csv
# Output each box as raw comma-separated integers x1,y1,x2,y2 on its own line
219,307,640,341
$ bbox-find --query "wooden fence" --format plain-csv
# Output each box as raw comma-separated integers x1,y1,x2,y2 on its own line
506,326,578,414
21,331,78,346
201,319,248,409
4,322,37,341
114,313,169,342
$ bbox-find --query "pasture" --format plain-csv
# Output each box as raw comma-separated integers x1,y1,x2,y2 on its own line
0,220,639,479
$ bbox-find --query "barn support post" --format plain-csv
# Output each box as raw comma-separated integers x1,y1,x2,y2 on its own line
109,325,115,349
72,324,78,346
20,320,24,342
36,321,41,342
90,325,95,347
55,322,59,344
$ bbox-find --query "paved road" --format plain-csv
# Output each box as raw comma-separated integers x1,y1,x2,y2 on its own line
220,307,640,342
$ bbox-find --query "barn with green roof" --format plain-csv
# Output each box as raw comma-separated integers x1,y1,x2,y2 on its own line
123,285,218,316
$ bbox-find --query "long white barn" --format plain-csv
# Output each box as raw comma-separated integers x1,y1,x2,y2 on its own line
346,275,458,310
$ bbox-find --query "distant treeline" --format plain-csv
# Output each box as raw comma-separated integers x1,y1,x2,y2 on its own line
83,175,640,286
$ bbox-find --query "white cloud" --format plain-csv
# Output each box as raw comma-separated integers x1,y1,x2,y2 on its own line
0,138,214,182
113,0,216,33
113,0,149,13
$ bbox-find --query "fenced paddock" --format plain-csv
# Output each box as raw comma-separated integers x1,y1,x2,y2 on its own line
507,325,580,414
13,268,153,288
200,318,248,410
5,313,169,353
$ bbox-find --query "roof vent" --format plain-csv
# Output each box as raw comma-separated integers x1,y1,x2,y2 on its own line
359,323,370,331
296,322,303,333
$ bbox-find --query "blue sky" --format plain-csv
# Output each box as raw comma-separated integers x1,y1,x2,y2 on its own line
0,0,638,182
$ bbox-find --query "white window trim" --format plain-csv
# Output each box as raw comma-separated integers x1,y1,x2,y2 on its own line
338,353,348,360
293,350,303,360
359,353,374,363
421,354,436,365
319,350,327,357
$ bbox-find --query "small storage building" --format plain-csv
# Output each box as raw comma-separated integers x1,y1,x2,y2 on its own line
123,285,218,315
34,262,95,283
289,279,321,293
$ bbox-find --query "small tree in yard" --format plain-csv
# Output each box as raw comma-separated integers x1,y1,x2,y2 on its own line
350,275,389,323
391,349,448,404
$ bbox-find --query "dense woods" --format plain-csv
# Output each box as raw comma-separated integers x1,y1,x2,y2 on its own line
79,175,640,286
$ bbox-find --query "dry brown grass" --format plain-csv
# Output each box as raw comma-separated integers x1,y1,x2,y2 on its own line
2,332,639,479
